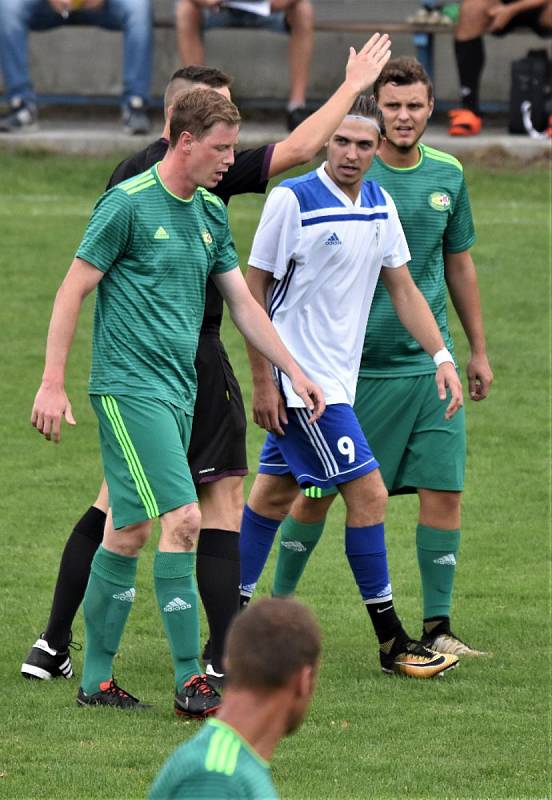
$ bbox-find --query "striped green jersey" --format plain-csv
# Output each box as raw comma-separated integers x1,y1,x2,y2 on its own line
149,718,278,800
359,143,475,376
77,165,238,413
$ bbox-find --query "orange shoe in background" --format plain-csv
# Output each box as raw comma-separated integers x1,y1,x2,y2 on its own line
448,108,482,136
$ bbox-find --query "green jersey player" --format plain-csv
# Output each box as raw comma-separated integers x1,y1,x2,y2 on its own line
149,597,320,800
272,57,494,656
31,89,324,717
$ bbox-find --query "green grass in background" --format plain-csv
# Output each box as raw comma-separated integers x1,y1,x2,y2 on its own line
0,151,549,799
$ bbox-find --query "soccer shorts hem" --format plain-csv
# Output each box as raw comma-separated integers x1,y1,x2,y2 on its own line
188,334,248,485
258,404,379,489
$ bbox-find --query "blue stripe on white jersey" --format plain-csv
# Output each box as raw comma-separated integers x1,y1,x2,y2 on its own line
302,212,388,227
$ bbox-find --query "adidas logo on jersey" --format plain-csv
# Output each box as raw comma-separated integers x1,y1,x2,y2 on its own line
281,540,307,553
324,232,341,246
154,226,170,240
163,597,192,613
376,583,392,598
112,588,136,603
433,553,457,566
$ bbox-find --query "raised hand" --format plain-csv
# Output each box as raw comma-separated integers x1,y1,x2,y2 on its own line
345,33,392,94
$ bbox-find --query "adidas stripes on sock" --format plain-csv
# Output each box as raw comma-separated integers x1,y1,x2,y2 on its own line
154,550,201,688
272,516,325,597
81,545,137,696
416,524,460,620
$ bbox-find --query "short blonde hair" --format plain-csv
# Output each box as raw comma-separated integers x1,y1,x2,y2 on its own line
169,88,240,147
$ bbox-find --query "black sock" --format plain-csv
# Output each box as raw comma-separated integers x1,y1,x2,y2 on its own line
366,601,405,650
196,529,240,675
455,37,485,113
43,506,106,651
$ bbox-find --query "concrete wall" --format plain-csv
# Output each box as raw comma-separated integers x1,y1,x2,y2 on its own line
0,0,547,106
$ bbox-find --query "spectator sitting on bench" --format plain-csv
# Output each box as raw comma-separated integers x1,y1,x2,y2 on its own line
449,0,552,135
0,0,153,134
175,0,314,130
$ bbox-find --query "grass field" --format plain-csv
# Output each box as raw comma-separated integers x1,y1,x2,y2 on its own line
0,150,550,800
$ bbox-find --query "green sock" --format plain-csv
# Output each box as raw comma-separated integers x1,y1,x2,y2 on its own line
416,524,461,620
272,516,326,597
82,545,138,695
153,550,201,689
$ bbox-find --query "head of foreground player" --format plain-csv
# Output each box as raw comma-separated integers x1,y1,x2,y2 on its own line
219,597,321,758
158,87,241,198
374,56,434,159
324,94,384,202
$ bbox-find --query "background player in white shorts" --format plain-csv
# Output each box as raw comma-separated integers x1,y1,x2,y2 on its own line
238,96,463,678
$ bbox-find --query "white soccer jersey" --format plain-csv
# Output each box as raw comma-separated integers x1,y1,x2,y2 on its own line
248,163,411,406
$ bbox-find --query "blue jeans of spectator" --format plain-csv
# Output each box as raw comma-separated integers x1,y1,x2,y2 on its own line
0,0,152,106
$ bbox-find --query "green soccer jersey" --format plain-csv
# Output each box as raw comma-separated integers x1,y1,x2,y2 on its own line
359,143,476,376
77,165,238,413
149,718,278,800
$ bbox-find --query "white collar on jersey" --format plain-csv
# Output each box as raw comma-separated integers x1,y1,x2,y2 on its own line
317,162,363,208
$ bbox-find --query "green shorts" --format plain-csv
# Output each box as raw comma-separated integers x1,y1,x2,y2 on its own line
90,394,197,529
303,373,465,498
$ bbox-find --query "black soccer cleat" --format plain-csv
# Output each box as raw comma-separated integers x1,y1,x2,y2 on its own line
174,674,221,719
77,678,150,710
21,634,74,680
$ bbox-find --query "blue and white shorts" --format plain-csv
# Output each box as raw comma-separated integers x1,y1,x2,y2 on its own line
258,403,379,489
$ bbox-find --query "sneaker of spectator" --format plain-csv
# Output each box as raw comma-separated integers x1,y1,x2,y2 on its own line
122,96,151,135
0,97,38,132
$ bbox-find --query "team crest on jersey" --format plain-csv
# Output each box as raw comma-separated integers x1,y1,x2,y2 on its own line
428,191,451,212
201,229,213,246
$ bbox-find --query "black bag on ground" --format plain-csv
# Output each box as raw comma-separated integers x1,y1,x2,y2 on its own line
508,49,552,134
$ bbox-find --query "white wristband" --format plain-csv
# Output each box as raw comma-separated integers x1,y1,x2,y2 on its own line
433,348,454,368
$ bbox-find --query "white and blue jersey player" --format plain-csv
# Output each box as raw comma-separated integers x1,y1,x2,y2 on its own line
240,96,463,678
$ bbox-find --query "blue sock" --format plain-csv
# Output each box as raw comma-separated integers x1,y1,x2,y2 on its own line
239,505,281,597
345,524,391,602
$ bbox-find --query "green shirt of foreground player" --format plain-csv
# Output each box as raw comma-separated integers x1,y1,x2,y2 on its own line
149,598,321,800
77,166,236,413
150,719,277,800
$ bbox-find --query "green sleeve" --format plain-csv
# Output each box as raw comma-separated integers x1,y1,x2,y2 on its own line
444,175,476,254
76,189,132,273
211,221,239,275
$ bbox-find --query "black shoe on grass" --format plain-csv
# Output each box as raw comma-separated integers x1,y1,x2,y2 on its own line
77,678,150,710
21,634,75,680
175,674,221,719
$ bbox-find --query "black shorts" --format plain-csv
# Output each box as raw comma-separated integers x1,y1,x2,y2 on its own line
188,333,248,485
493,7,552,37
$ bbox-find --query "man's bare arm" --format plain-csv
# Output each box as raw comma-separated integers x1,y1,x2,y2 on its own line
445,249,493,400
31,258,104,442
268,33,392,176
